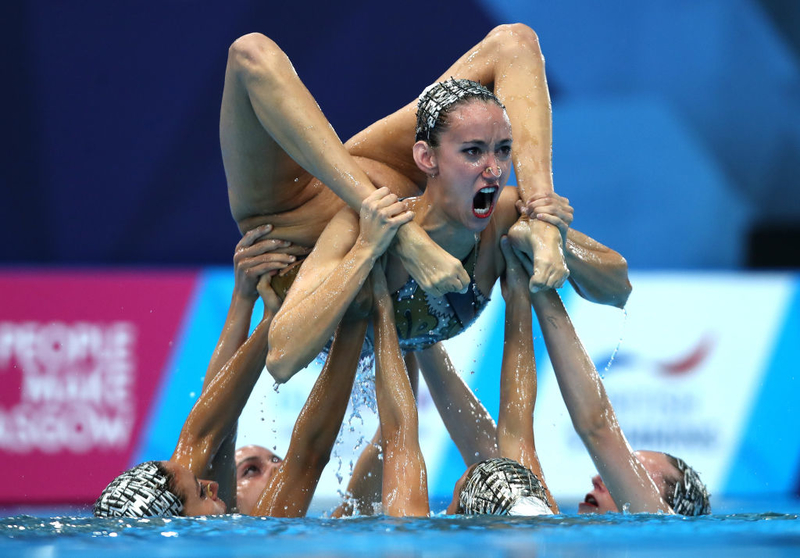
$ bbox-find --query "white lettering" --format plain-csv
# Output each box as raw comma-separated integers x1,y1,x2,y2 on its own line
0,321,139,455
0,404,134,454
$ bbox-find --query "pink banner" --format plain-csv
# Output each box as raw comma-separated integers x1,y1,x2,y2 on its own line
0,270,197,505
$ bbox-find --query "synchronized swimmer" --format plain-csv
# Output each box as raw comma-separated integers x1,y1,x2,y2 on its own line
93,23,709,519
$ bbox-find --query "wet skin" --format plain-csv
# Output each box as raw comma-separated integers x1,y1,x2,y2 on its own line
235,445,284,515
579,450,675,514
162,461,227,516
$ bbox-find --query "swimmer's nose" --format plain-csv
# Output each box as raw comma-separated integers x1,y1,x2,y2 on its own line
591,475,606,492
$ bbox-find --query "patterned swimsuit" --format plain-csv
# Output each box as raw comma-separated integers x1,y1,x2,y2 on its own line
392,244,491,351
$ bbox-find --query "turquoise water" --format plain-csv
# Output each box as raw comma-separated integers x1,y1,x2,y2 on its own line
3,500,799,557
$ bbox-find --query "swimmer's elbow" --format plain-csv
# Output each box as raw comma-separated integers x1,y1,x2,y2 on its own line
265,348,297,385
573,406,618,446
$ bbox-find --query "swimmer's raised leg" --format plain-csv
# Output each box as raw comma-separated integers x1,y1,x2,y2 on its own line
221,34,469,295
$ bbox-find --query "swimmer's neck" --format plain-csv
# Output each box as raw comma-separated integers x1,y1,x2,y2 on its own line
408,196,480,259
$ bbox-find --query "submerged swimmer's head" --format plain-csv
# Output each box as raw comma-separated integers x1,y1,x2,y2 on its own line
662,453,711,516
94,460,226,518
94,461,184,518
580,450,711,516
449,457,553,516
415,78,505,148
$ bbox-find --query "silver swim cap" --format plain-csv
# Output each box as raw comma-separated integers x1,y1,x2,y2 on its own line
415,78,503,144
458,457,553,516
93,461,184,518
667,455,711,516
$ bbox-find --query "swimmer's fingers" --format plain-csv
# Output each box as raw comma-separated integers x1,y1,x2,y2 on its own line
519,195,573,238
235,238,293,262
234,251,297,300
237,223,274,249
256,274,282,315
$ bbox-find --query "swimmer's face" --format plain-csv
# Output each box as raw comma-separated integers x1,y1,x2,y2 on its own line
162,461,227,516
446,463,479,514
578,451,674,514
428,100,512,232
235,445,283,515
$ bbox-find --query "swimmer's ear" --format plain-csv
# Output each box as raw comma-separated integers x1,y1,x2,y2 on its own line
413,140,438,177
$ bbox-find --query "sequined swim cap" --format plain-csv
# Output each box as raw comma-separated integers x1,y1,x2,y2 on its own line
93,461,184,518
415,78,504,145
458,457,553,516
664,455,711,516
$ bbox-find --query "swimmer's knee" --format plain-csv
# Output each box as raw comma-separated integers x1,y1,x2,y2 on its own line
228,33,288,81
485,23,542,58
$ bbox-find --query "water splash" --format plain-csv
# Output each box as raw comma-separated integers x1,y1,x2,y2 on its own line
601,308,628,379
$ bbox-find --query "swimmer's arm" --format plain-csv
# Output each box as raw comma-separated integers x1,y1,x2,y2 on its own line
416,343,499,465
267,189,412,383
330,426,384,518
497,237,558,512
372,264,429,517
172,277,279,481
513,193,631,308
197,226,296,505
564,229,631,309
253,319,367,518
530,289,671,514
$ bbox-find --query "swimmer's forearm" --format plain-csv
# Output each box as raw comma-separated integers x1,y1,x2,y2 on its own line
374,294,429,517
374,295,416,432
564,229,632,308
531,290,613,437
266,242,378,382
497,287,536,459
417,344,498,465
173,312,273,469
256,320,366,518
203,292,256,390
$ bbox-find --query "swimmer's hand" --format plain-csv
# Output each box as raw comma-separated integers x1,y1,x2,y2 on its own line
499,235,529,303
256,274,282,315
392,223,471,297
356,187,415,261
516,193,574,242
234,224,299,301
507,216,569,294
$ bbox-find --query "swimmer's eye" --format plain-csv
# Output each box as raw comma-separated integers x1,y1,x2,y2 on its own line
241,464,261,478
199,483,206,498
496,145,512,159
463,146,482,158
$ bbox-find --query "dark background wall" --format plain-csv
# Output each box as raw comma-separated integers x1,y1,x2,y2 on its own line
2,0,799,269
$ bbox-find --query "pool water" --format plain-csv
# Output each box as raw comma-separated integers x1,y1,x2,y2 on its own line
3,500,799,558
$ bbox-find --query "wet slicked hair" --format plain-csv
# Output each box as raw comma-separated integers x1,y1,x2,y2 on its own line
415,78,505,147
661,453,711,516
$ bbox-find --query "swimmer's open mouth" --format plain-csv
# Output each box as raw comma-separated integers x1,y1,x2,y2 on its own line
578,494,599,513
473,186,498,218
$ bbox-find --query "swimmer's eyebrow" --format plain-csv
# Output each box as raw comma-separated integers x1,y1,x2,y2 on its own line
461,138,513,146
236,456,260,468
